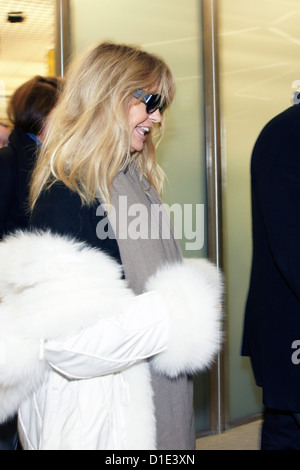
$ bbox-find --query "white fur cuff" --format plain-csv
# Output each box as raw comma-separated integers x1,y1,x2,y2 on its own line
146,259,223,378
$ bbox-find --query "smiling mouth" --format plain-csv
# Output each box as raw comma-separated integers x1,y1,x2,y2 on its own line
136,126,150,136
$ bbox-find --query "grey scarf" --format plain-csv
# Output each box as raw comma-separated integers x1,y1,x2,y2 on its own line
105,166,195,450
110,166,181,294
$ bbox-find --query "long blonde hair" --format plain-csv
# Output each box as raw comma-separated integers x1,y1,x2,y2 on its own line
29,42,176,209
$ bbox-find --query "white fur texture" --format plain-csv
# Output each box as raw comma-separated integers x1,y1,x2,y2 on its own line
0,230,133,423
0,231,223,426
146,258,223,378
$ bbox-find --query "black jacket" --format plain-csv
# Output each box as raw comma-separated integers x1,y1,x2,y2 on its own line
242,105,300,411
0,128,37,239
29,181,122,263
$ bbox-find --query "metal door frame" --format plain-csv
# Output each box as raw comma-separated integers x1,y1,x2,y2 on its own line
55,0,70,77
202,0,226,434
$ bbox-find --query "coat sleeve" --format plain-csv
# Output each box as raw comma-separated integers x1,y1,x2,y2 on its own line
44,292,169,379
44,259,223,381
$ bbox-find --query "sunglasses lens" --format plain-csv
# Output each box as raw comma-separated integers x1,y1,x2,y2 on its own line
146,94,161,114
133,89,166,114
147,94,166,114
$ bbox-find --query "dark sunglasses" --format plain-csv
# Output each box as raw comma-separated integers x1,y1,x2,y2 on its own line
133,89,166,114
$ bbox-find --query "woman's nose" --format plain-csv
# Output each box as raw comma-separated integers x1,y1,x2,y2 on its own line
149,108,162,123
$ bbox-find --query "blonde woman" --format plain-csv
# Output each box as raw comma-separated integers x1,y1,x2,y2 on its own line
0,42,223,450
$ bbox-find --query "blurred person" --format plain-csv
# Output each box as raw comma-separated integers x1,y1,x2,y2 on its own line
0,75,63,239
0,122,11,148
0,75,62,450
242,103,300,450
0,42,223,450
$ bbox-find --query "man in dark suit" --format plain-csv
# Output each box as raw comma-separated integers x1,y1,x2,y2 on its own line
242,104,300,450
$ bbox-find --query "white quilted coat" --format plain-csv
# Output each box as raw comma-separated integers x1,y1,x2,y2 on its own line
0,231,223,450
